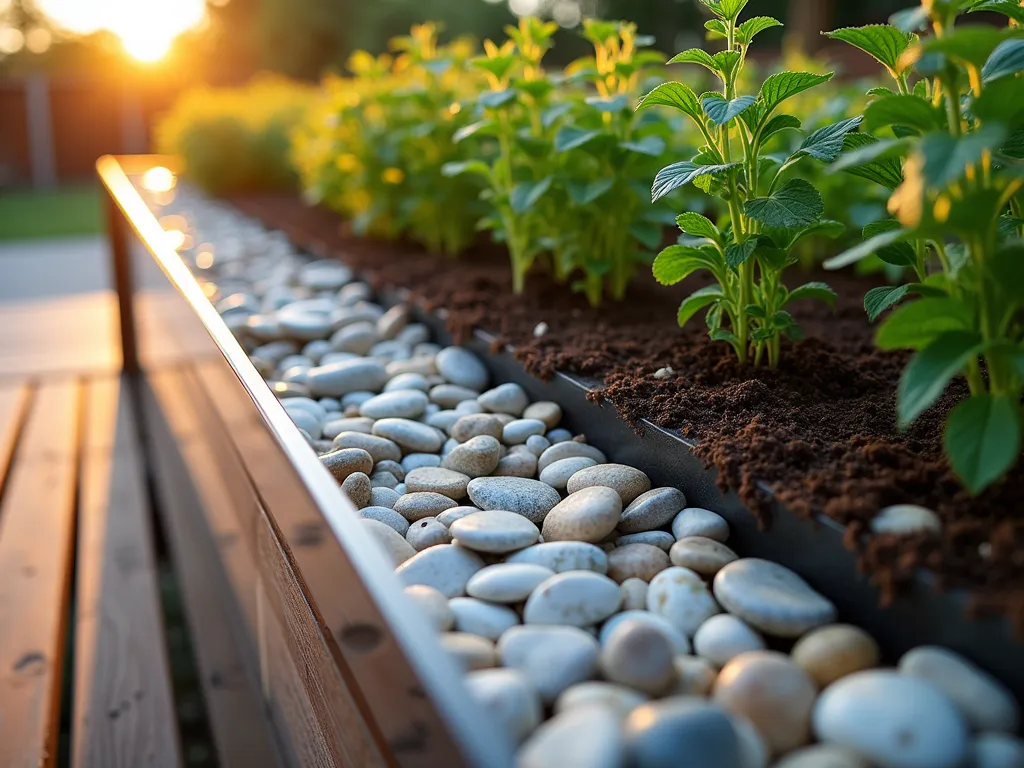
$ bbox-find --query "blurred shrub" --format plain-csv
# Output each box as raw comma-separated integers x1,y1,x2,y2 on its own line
156,75,317,194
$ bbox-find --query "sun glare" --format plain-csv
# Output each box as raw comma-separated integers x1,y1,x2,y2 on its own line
35,0,208,62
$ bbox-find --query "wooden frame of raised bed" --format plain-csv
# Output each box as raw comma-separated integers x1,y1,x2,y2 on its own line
98,155,513,768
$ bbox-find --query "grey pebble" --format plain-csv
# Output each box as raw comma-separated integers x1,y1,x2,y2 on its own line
359,389,429,420
625,698,742,768
405,467,471,500
546,428,573,444
360,506,410,535
375,459,405,482
467,477,561,525
523,401,562,430
395,323,429,346
526,434,550,456
320,448,373,483
450,414,504,443
394,492,459,521
372,418,443,453
449,598,519,641
406,518,452,550
341,471,371,507
479,383,529,416
672,508,730,542
506,542,609,574
436,506,481,527
436,347,490,391
341,391,376,408
363,518,417,566
402,453,442,472
538,442,607,473
384,372,430,393
332,432,402,464
370,471,399,490
306,358,388,397
492,451,538,478
443,435,502,478
542,487,622,544
430,384,480,408
616,531,675,551
321,416,375,439
329,321,378,355
539,457,599,492
566,463,651,506
427,410,462,432
503,419,547,445
368,487,400,509
455,399,486,415
377,305,409,340
619,487,687,534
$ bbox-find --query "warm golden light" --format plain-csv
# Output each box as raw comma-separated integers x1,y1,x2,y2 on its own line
35,0,207,62
142,166,176,192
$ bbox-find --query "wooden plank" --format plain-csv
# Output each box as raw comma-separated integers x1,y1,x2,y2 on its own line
139,372,282,768
0,379,81,768
0,382,31,495
72,374,183,768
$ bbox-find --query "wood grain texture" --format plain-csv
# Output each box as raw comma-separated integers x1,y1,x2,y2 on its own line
140,372,282,768
0,379,81,768
0,382,31,495
72,374,183,768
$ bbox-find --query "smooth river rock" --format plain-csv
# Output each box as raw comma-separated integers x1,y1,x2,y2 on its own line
406,518,452,550
693,614,766,668
646,566,720,637
537,441,607,473
599,619,676,695
466,563,555,603
713,559,836,637
670,536,739,576
523,571,621,627
465,668,541,746
320,447,373,483
599,610,691,655
518,706,624,768
618,487,687,533
615,531,675,551
404,467,471,499
394,492,458,521
672,507,731,542
307,358,388,396
450,510,540,554
773,745,870,768
332,431,402,463
503,419,547,445
362,518,417,566
541,487,622,543
715,651,817,756
624,698,743,768
478,382,529,416
498,625,600,703
606,543,671,583
523,401,562,429
968,733,1024,768
372,418,443,453
394,544,485,597
899,646,1019,733
443,435,502,477
566,463,651,505
440,632,497,671
813,670,969,768
870,504,942,536
402,584,453,631
359,505,409,535
466,477,561,524
539,456,599,491
450,413,503,443
554,681,648,720
791,624,880,688
506,542,608,574
436,346,489,391
358,389,429,420
449,597,519,641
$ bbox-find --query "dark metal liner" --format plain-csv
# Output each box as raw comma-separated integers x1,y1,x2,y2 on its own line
371,284,1024,701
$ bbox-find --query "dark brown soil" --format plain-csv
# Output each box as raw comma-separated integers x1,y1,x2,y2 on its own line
229,193,1024,631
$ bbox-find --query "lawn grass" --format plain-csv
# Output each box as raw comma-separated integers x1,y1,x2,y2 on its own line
0,185,103,241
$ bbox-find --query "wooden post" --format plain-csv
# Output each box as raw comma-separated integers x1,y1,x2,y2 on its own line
25,73,56,188
104,188,140,374
787,0,832,54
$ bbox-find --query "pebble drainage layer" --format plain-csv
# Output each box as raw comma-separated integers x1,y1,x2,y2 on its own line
158,191,1023,768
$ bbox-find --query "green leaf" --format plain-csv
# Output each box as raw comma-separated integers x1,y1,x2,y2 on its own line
712,51,743,81
876,298,974,350
700,0,749,20
652,161,739,202
478,89,516,109
971,76,1024,126
566,178,615,205
705,19,729,39
758,71,835,118
667,48,720,73
832,133,907,190
824,225,912,270
509,177,553,214
677,285,724,327
542,102,573,128
619,136,667,156
968,0,1024,24
899,331,986,426
760,114,802,142
636,82,704,122
890,7,930,33
725,239,758,269
864,284,912,321
676,212,723,244
825,25,916,74
701,94,757,125
653,245,722,284
863,95,943,134
744,179,824,229
472,56,518,82
440,160,492,179
864,219,917,267
737,16,783,45
920,125,1008,188
453,120,494,143
793,116,865,163
918,26,1024,70
946,394,1022,494
785,282,837,307
982,39,1024,83
554,126,603,152
586,94,630,112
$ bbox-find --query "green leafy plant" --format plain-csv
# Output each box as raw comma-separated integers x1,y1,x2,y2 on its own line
641,0,848,367
824,1,1024,493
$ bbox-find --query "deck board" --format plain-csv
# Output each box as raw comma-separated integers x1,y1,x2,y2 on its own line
0,379,82,767
72,374,183,768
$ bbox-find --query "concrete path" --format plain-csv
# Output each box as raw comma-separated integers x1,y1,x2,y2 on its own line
0,236,111,301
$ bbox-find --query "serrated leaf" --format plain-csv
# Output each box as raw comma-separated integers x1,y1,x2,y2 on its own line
738,16,783,45
667,48,720,73
702,94,757,125
566,178,615,205
744,179,824,229
758,71,834,118
509,177,553,214
864,284,915,321
968,0,1024,23
831,133,907,190
825,25,916,74
677,285,724,327
554,126,603,152
712,51,743,81
785,281,837,306
440,160,492,179
899,331,986,426
725,239,758,269
478,89,516,109
876,298,974,350
767,219,845,249
652,161,740,202
865,219,918,267
824,226,912,270
793,116,865,163
982,39,1024,83
920,125,1008,188
863,95,943,134
701,0,749,19
760,114,802,142
636,82,704,122
946,394,1022,494
676,212,723,244
705,19,729,39
653,245,721,284
619,136,667,156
